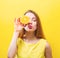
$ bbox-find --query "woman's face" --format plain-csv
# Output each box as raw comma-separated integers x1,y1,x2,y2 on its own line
24,12,37,32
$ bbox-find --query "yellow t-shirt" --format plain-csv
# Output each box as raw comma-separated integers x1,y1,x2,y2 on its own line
16,38,47,58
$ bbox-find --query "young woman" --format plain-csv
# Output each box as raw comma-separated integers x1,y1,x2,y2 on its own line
8,10,52,58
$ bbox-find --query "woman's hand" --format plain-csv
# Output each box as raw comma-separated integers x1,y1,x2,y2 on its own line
8,18,24,58
14,18,24,32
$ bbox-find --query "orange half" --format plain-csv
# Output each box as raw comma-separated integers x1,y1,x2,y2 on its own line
20,16,30,24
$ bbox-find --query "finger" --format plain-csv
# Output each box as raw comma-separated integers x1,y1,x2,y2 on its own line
16,18,21,25
17,18,20,22
15,18,20,24
14,18,18,25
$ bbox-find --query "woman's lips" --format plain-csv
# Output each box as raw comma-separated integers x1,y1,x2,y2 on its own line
28,23,32,29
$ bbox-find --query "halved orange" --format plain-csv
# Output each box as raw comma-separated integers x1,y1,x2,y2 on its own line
20,16,30,24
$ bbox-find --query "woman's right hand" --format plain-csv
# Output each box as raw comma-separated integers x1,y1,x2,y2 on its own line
14,18,24,33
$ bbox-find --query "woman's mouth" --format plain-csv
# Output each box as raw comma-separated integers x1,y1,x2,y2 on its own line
28,23,32,29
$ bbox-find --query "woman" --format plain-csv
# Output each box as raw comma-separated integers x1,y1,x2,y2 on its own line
8,10,52,58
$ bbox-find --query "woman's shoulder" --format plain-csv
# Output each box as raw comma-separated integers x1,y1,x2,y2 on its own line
45,41,51,50
39,38,52,51
41,39,52,53
39,38,50,47
40,38,50,46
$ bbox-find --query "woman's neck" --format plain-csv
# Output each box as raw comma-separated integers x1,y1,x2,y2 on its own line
24,31,36,40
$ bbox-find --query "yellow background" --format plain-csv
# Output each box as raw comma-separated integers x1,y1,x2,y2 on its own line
0,0,60,58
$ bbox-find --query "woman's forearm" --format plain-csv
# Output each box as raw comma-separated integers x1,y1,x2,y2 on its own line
8,32,19,58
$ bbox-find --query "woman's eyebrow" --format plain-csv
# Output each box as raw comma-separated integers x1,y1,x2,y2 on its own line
32,17,37,21
32,17,36,19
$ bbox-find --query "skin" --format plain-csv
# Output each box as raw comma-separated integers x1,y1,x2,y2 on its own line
45,42,52,58
8,12,52,58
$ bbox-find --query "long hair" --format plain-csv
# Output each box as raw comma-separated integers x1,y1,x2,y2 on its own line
19,10,45,39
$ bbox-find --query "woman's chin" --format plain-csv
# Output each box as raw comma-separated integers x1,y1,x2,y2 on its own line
24,28,35,32
26,29,35,32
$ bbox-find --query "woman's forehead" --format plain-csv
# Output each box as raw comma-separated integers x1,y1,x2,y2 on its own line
25,12,36,18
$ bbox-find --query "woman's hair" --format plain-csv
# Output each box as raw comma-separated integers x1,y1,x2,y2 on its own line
19,10,45,39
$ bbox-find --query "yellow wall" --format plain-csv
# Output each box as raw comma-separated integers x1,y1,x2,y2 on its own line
0,0,60,58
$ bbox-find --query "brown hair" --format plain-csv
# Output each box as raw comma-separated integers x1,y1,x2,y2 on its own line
19,10,45,39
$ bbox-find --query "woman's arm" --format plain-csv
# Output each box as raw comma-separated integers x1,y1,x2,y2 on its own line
8,32,19,58
45,42,52,58
8,18,24,58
